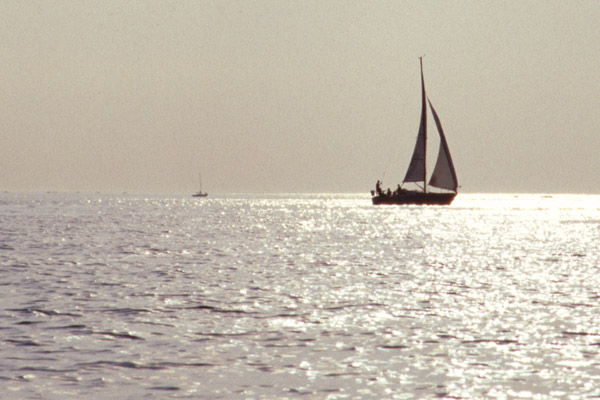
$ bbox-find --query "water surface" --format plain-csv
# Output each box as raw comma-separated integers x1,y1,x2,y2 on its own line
1,193,599,399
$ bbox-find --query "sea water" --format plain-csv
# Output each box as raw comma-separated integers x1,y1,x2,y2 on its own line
1,192,599,399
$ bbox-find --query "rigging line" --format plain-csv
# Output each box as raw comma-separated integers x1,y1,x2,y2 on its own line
380,143,395,181
380,123,403,183
380,113,401,182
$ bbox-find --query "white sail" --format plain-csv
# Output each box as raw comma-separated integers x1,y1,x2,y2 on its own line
428,99,458,192
403,58,427,185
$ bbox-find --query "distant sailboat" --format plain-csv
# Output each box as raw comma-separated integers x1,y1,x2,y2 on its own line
372,58,458,205
192,173,208,198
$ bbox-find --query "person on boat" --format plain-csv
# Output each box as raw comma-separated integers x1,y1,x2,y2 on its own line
376,180,383,196
386,188,392,197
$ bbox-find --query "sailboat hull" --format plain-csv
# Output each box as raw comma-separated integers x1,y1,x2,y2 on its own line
372,191,456,205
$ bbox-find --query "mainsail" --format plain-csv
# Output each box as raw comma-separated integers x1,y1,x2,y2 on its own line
428,99,458,192
402,58,427,186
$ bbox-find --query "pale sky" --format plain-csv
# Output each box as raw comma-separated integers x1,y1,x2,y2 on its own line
2,1,599,194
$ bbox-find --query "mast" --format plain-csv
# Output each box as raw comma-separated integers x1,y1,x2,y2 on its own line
420,57,427,193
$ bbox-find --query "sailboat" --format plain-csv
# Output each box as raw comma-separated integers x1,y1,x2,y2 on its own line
192,173,208,197
372,58,458,205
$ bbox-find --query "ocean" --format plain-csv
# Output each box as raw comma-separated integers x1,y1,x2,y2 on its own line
1,192,599,399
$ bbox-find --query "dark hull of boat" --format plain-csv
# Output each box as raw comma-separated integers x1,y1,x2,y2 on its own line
192,193,208,198
372,191,456,205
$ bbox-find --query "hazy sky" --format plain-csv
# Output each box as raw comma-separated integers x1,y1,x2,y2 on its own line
2,1,599,194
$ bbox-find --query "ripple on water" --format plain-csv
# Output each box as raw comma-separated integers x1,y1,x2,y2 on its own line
0,193,599,398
